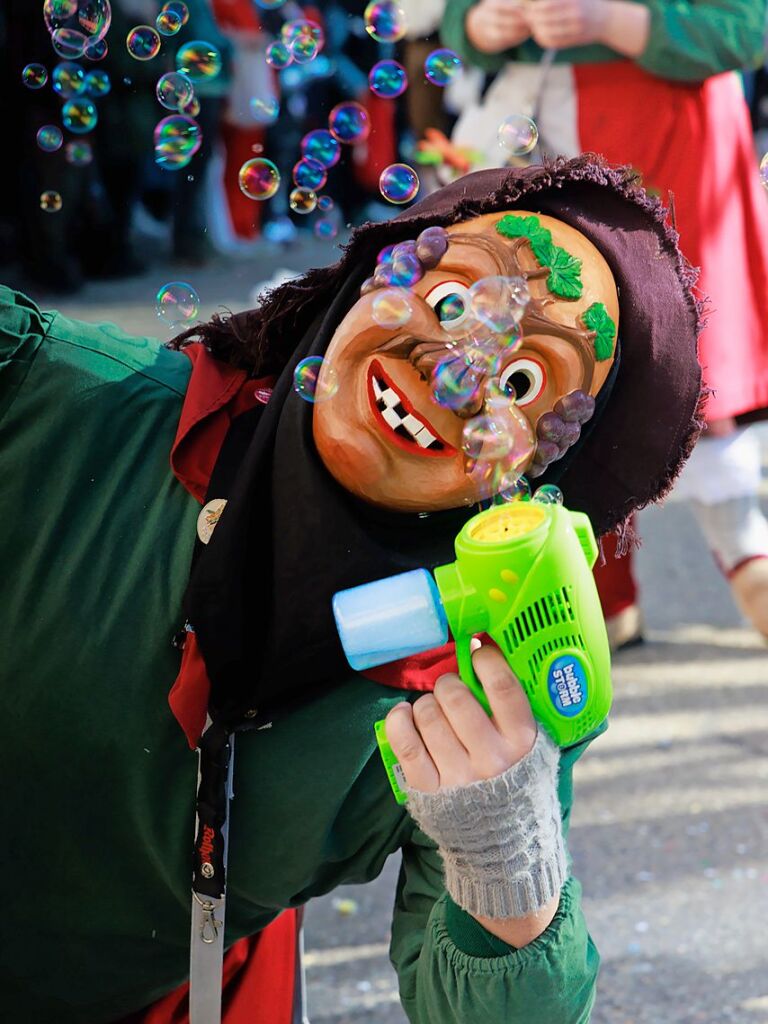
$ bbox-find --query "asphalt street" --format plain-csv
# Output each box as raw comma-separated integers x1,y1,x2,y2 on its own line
18,243,768,1024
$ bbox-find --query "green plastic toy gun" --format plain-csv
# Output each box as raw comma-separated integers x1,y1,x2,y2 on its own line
333,501,612,804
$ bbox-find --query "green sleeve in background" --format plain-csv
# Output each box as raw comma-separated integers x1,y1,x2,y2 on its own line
0,285,52,423
389,725,606,1024
441,0,515,72
639,0,768,82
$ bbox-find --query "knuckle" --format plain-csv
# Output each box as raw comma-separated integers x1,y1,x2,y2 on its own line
397,741,424,764
413,694,440,725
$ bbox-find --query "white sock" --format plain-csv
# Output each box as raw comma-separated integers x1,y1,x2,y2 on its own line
691,494,768,573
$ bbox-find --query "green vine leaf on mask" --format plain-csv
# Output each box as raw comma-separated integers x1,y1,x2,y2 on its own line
582,302,616,361
496,214,584,300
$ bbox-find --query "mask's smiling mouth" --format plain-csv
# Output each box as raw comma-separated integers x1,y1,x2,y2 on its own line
367,359,456,458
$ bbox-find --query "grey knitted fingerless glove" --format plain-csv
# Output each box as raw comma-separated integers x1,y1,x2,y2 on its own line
404,729,567,919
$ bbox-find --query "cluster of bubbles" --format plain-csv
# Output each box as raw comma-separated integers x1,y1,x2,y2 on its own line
293,356,339,403
498,114,539,157
43,0,111,59
265,18,325,69
156,281,200,326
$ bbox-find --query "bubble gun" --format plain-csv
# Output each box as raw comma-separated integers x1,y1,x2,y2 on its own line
332,501,612,804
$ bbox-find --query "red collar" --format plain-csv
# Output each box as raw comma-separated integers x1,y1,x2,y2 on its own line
168,345,456,747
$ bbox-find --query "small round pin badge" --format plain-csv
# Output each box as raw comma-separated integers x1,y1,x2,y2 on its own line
197,498,228,544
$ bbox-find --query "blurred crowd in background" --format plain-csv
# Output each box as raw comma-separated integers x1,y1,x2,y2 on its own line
0,0,480,293
2,1,768,294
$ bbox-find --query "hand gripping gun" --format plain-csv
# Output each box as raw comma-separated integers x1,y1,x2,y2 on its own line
333,502,612,803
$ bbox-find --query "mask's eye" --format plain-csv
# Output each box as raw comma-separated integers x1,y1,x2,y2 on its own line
499,358,546,406
424,280,471,330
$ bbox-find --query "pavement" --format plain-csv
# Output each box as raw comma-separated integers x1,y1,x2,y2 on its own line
15,248,768,1024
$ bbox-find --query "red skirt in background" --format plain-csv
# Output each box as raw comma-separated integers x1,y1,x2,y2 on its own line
575,61,768,423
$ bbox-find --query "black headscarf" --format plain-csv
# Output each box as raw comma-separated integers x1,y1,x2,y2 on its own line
176,157,704,729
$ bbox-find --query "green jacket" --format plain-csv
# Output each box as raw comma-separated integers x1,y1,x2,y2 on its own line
442,0,767,82
1,286,601,1024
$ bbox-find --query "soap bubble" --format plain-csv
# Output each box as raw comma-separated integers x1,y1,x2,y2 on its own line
432,354,484,412
127,25,161,61
156,71,194,111
760,153,768,190
380,246,423,287
496,476,532,503
62,98,98,133
464,399,536,497
255,0,287,7
51,28,87,58
282,18,323,47
156,281,199,325
84,37,108,60
154,114,202,169
289,187,317,214
329,102,370,144
424,49,462,87
293,356,338,403
301,129,340,169
532,483,563,505
314,217,337,239
84,68,110,95
498,114,539,156
238,157,280,199
469,276,530,333
290,35,319,64
372,288,413,329
317,195,334,212
65,139,92,165
156,9,182,35
181,96,200,117
162,1,189,25
176,41,222,81
265,40,292,69
250,95,279,124
364,0,406,43
379,163,419,204
37,125,64,152
292,157,326,190
52,61,85,96
22,64,49,89
40,190,63,213
369,59,407,99
44,0,111,52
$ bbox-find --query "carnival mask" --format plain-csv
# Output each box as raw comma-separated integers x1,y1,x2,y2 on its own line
312,211,619,512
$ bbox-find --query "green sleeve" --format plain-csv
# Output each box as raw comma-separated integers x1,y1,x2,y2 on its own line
0,285,53,423
389,725,606,1024
638,0,768,81
441,0,514,72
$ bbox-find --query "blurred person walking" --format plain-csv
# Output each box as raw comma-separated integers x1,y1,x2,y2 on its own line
443,0,768,646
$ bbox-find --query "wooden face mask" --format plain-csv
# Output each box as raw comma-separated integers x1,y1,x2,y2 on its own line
312,210,619,512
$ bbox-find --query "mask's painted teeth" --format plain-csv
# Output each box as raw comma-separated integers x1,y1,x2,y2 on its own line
372,373,445,450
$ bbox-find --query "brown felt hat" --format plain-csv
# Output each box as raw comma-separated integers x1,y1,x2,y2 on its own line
178,156,705,540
